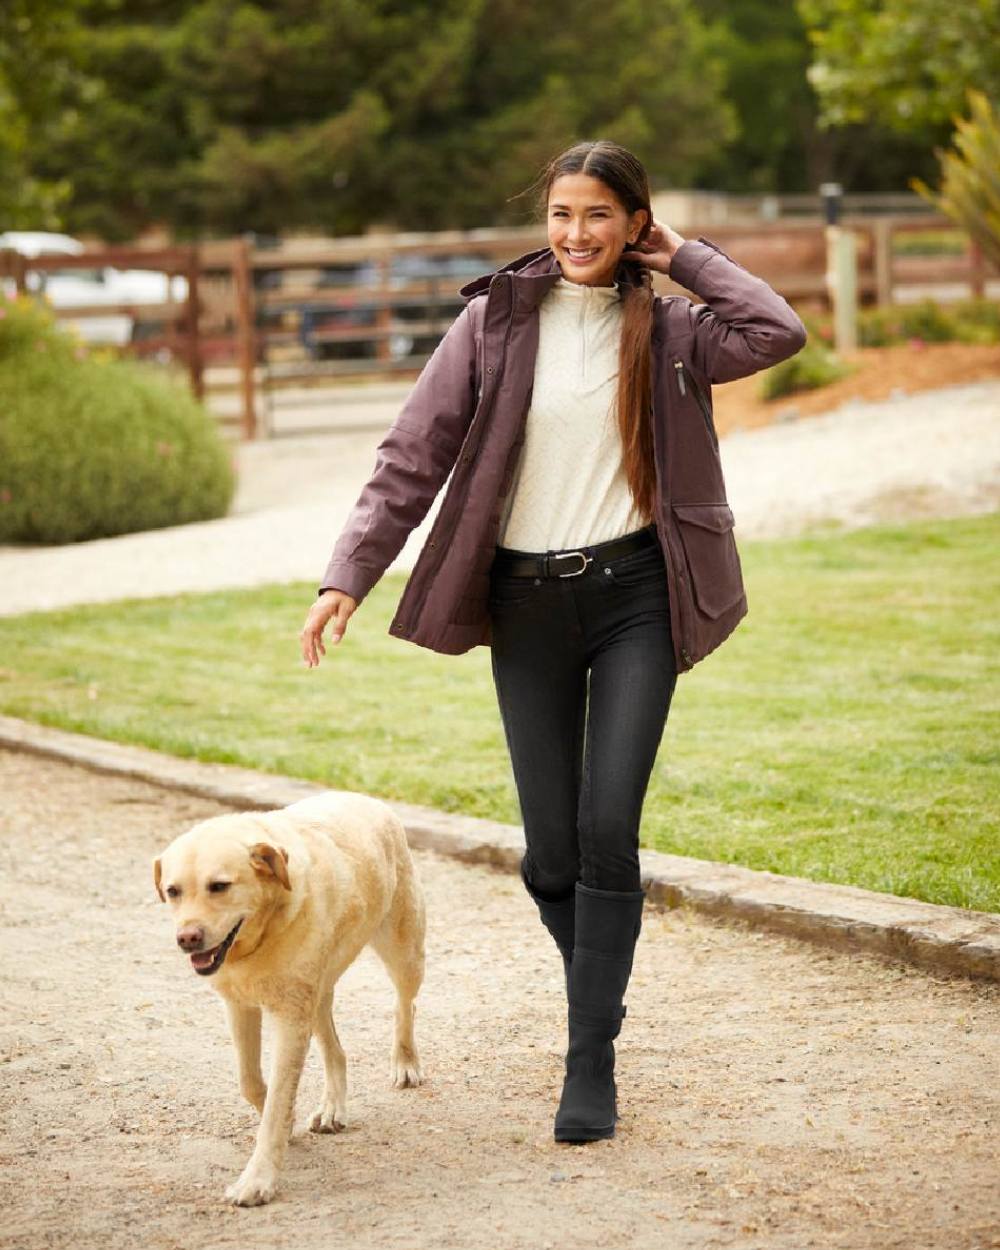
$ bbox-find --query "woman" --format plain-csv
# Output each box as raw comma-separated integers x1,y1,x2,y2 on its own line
300,141,807,1144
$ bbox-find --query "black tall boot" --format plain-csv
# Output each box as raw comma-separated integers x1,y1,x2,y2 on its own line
553,882,645,1143
520,857,576,989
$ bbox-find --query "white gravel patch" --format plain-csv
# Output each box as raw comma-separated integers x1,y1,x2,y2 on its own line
723,381,1000,539
1,380,997,617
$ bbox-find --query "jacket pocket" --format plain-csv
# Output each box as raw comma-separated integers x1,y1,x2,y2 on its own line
671,503,744,620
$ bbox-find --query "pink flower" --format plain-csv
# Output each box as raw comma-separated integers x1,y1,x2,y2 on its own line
0,488,11,504
156,441,174,457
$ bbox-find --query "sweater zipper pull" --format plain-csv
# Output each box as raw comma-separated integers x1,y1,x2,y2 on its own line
673,359,686,396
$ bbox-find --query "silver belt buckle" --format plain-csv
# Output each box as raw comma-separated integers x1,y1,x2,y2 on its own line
552,550,591,577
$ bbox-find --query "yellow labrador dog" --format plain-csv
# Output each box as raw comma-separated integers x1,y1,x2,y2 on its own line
153,791,425,1206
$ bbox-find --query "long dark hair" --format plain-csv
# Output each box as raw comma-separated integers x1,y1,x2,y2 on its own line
531,140,656,524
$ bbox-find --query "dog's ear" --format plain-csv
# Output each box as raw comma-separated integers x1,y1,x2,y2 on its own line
153,857,165,902
250,842,292,891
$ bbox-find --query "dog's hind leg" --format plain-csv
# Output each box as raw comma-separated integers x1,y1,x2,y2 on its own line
225,1000,266,1115
309,987,348,1134
369,883,425,1089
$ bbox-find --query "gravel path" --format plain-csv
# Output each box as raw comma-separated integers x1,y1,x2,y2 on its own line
1,749,998,1250
0,380,997,617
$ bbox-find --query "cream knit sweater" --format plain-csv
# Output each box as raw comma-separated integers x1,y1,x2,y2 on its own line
497,275,650,552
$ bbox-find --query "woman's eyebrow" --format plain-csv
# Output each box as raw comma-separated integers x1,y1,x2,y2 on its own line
549,202,615,211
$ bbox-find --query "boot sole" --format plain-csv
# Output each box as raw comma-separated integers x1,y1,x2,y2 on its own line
553,1121,616,1143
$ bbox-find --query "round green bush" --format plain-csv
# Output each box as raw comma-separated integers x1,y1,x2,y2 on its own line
0,296,235,544
758,340,854,401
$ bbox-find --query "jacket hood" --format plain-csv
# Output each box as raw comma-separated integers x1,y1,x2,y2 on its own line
458,244,649,304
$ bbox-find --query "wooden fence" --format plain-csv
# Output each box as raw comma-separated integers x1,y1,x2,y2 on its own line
2,217,995,439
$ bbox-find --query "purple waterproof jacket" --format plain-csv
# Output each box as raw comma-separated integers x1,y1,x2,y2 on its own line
319,236,807,673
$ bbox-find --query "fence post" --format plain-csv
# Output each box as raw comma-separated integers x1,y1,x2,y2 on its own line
874,217,893,307
969,239,985,299
232,237,258,440
376,253,392,363
185,246,204,403
820,184,858,352
826,227,858,352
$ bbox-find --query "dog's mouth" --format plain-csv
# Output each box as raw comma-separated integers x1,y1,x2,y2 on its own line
190,920,243,977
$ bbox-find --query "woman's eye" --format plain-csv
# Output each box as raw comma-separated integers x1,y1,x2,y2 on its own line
208,881,231,894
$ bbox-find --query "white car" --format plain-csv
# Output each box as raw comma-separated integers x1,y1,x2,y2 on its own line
0,230,188,345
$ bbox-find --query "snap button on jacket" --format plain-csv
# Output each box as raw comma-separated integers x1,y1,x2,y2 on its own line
319,237,808,674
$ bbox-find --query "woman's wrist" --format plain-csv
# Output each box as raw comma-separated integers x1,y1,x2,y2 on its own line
660,230,687,274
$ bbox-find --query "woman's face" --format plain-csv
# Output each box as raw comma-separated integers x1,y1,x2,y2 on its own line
546,172,648,287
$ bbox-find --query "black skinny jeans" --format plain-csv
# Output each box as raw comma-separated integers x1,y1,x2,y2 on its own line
488,524,678,898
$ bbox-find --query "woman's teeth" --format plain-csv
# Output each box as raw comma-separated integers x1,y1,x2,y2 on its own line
566,248,600,261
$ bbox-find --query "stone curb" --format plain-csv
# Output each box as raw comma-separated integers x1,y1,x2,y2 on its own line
1,714,997,982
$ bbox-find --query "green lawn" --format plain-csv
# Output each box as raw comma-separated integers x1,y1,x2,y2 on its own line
1,512,997,912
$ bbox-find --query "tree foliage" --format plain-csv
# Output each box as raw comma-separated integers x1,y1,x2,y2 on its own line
912,90,1000,271
19,0,737,238
5,0,985,237
798,0,1000,134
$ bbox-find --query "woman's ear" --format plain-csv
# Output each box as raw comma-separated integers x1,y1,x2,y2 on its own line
624,208,650,247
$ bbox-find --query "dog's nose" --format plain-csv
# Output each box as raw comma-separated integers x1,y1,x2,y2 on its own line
176,925,205,951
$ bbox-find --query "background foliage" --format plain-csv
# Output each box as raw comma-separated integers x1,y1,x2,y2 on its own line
0,0,971,238
0,296,235,543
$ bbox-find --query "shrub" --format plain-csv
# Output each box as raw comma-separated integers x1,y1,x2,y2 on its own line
758,340,853,401
953,297,1000,344
0,296,235,544
856,298,1000,347
896,299,956,343
0,293,78,363
857,307,902,348
912,89,1000,272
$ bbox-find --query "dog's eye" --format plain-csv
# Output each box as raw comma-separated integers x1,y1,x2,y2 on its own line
165,885,180,899
208,881,231,894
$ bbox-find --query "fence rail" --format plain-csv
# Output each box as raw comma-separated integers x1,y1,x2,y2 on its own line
2,216,995,439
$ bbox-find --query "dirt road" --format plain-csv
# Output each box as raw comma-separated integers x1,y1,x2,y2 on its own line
1,749,997,1250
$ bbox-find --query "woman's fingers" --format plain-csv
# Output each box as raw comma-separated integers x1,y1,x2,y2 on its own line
300,592,356,667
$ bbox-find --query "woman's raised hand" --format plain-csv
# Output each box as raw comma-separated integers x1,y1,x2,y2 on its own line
621,218,687,277
300,589,358,667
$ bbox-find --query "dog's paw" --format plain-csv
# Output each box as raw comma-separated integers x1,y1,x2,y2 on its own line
309,1103,347,1134
390,1048,422,1089
225,1164,278,1207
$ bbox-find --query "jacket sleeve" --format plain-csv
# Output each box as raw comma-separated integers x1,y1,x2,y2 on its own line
318,303,479,604
667,236,808,384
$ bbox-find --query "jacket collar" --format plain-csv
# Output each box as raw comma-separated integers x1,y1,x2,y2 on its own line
459,245,647,311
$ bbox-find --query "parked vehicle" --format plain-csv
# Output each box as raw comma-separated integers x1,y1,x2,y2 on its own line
0,231,187,345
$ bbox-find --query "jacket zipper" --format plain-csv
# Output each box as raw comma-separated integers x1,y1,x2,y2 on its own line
665,362,697,668
673,359,717,450
399,275,516,636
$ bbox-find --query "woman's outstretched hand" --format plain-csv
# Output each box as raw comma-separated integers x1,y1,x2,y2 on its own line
300,589,357,667
620,218,687,277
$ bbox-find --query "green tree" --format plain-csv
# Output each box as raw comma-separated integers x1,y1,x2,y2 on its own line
699,0,947,195
0,0,83,226
27,0,738,238
798,0,1000,133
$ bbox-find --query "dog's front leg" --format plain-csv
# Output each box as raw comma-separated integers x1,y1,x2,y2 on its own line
225,1016,310,1207
224,1000,266,1115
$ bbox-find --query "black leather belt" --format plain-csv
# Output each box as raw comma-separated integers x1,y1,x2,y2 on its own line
492,523,659,579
